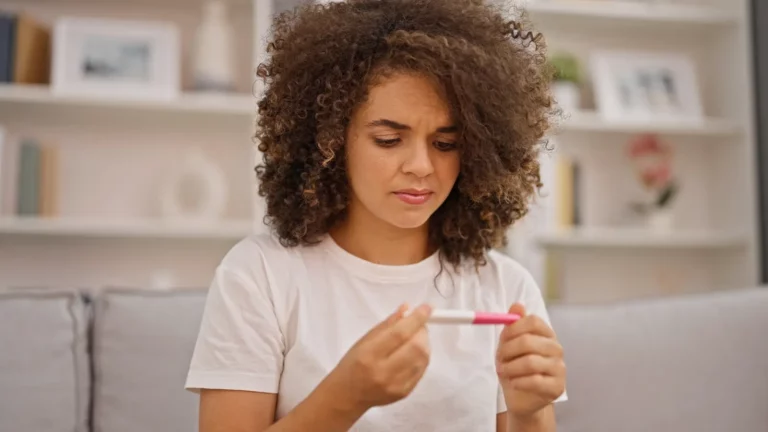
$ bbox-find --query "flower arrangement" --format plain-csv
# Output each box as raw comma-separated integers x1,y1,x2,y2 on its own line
627,134,678,218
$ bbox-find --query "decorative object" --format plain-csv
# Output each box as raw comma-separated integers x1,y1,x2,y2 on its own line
191,0,236,93
548,52,582,111
159,148,228,223
51,17,180,101
590,49,703,123
627,134,678,231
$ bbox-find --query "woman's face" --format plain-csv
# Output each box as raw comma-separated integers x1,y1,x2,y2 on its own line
344,72,461,230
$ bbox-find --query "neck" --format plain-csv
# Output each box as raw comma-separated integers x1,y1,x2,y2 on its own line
330,203,432,266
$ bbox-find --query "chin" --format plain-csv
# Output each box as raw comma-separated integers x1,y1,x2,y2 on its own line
384,211,433,230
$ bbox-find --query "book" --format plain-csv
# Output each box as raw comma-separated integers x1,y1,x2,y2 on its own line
0,13,15,83
16,139,40,216
38,145,58,216
12,13,50,84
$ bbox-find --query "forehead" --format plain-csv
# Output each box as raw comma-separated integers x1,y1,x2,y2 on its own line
358,72,453,125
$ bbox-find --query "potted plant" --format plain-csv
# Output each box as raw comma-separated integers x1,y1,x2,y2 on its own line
548,52,582,111
627,134,679,231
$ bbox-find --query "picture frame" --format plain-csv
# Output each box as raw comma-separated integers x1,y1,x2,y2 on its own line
51,17,180,101
590,49,703,123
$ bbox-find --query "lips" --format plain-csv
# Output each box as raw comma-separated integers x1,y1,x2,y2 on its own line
394,189,434,205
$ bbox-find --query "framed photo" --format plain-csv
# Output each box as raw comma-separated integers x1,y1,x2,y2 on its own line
590,50,703,123
51,17,180,101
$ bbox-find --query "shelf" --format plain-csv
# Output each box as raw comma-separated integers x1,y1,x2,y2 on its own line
526,0,740,26
0,217,255,241
534,227,746,250
0,84,255,117
555,111,743,138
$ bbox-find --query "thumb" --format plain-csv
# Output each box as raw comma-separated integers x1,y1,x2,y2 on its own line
508,302,527,318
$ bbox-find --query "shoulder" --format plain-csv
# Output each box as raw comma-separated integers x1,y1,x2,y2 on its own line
218,233,304,275
467,250,544,309
478,250,538,290
213,233,312,297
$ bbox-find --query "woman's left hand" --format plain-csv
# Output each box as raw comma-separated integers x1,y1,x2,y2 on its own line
496,303,566,419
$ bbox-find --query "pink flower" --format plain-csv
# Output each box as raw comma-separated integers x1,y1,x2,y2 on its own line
628,134,663,158
627,134,675,192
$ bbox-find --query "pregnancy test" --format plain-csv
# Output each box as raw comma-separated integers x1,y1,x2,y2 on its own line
428,309,521,325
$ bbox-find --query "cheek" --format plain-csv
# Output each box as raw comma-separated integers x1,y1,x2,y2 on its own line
347,143,398,191
435,153,461,185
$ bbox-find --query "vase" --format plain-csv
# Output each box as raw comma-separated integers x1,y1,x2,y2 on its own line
159,148,229,223
192,0,236,92
646,207,674,232
552,81,581,112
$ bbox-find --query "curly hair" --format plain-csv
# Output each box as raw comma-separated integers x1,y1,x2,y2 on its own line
254,0,556,269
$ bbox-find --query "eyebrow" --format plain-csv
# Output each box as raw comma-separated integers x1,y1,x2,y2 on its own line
366,118,458,133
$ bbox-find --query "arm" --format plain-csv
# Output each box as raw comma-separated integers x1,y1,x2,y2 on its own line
199,379,366,432
496,405,556,432
197,304,434,432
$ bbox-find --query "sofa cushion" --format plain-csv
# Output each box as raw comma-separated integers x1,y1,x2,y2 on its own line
0,289,90,432
91,288,207,432
550,287,768,432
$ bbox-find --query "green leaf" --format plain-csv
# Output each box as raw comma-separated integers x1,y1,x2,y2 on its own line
548,53,581,83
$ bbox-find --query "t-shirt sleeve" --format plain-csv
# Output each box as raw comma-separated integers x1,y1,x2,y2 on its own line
185,262,285,394
496,263,568,414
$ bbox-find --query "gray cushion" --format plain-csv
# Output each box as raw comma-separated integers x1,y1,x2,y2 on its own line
550,288,768,432
91,288,207,432
0,289,90,432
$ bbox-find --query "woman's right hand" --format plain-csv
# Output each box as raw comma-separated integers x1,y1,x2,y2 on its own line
325,304,433,414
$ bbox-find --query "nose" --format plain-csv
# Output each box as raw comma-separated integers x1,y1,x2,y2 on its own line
401,140,435,178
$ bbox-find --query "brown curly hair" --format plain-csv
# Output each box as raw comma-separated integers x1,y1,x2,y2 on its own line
254,0,556,268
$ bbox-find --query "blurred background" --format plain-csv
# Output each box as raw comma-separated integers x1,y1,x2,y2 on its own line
1,0,766,431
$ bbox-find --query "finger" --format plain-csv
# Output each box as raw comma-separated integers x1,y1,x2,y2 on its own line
385,326,430,370
507,302,527,318
508,374,565,401
389,357,429,399
497,354,563,380
500,315,556,343
496,334,563,364
384,329,430,389
361,304,409,342
374,304,432,356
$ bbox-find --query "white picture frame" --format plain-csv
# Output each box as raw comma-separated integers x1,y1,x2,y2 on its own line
590,49,703,123
51,17,180,101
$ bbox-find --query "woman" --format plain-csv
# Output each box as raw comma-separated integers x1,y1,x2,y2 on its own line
185,1,567,431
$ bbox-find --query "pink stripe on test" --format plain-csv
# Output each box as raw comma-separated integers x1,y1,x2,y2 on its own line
472,312,521,325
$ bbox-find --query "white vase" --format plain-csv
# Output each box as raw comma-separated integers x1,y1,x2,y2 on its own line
646,208,674,232
192,0,236,92
553,81,581,112
159,148,229,223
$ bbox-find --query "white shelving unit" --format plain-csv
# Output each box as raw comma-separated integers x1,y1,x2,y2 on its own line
1,0,759,301
0,0,264,289
559,110,743,138
508,0,759,304
526,0,740,25
0,217,253,241
535,227,747,250
0,83,255,117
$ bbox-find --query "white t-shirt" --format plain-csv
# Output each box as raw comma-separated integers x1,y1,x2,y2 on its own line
185,233,566,431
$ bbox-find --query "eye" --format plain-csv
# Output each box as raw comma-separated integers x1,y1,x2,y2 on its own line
374,137,401,147
434,140,457,151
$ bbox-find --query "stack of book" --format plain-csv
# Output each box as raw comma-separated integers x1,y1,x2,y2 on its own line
0,11,50,84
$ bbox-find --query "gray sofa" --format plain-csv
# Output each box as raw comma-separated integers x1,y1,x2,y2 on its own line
1,286,766,432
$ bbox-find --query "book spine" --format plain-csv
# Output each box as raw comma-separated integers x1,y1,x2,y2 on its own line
0,14,16,82
16,140,40,216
